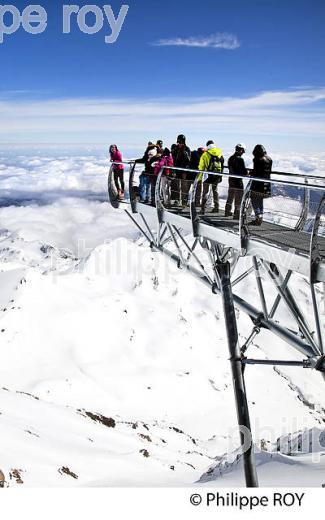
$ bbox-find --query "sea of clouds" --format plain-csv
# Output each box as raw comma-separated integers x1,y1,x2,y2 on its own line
0,147,324,255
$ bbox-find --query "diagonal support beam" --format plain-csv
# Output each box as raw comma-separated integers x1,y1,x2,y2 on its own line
172,226,214,284
269,270,293,320
125,210,153,245
166,223,186,266
262,260,320,356
140,213,156,246
241,326,261,355
253,257,268,320
232,266,256,287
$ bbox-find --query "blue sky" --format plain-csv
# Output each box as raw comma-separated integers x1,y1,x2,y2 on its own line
0,0,325,152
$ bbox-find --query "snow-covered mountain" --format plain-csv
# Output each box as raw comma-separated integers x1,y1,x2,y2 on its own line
0,151,325,487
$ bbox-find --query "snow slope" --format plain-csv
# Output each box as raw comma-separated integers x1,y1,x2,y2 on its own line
0,151,325,487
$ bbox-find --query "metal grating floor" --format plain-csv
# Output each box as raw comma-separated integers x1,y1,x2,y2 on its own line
164,207,325,259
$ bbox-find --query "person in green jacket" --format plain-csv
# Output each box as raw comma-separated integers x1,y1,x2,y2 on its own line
199,140,224,214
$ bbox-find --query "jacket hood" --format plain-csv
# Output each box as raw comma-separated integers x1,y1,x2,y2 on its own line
253,144,266,158
147,147,157,159
206,147,223,158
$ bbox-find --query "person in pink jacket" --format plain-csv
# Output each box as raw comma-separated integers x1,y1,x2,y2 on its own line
152,148,174,207
109,145,124,200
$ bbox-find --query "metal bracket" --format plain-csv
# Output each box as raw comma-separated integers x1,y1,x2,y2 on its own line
314,355,325,373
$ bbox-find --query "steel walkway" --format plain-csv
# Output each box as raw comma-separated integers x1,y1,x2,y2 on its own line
108,160,325,488
109,163,325,282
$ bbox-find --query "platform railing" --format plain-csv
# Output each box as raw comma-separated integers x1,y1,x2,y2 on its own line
108,160,325,263
158,166,322,235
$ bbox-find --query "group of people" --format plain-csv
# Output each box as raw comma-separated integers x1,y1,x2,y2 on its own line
109,135,273,226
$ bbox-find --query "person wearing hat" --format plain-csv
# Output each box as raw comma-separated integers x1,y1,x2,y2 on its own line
250,144,273,226
156,140,164,154
188,146,206,206
225,143,248,219
153,147,174,206
170,134,191,206
135,141,158,203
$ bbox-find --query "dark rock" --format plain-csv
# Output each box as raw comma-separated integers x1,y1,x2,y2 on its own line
84,411,116,428
9,469,24,484
138,434,152,443
140,449,150,458
58,467,78,480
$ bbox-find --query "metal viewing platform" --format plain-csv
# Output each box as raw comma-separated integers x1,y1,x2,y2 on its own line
108,160,325,488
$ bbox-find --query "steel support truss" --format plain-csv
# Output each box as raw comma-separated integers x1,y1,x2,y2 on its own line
108,161,325,487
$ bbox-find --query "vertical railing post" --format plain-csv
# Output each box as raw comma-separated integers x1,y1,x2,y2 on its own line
239,180,252,254
155,167,165,224
310,194,325,355
108,163,120,209
295,178,310,232
129,162,137,214
190,174,201,237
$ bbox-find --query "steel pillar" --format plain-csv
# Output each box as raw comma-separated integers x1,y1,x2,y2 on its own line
217,261,259,488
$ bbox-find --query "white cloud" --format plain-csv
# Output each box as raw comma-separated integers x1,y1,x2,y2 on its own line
153,33,240,50
0,87,325,150
0,154,139,254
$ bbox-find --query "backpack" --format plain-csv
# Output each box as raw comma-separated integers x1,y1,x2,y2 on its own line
207,153,222,184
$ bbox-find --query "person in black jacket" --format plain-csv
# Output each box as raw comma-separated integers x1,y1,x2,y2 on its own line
225,144,247,219
135,141,158,203
188,146,205,207
250,144,273,226
170,134,191,206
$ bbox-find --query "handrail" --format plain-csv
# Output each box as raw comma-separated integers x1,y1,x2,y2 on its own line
110,160,136,166
162,165,325,192
109,160,324,192
223,165,325,183
112,160,325,185
108,159,324,205
126,157,324,183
